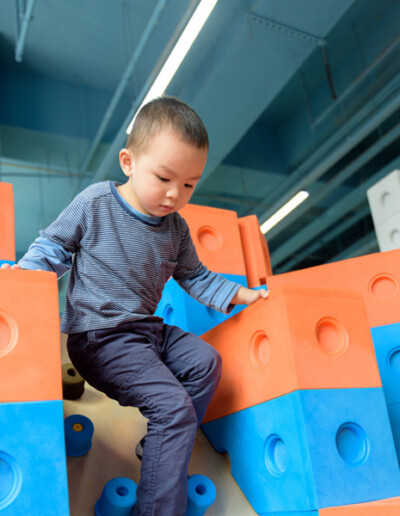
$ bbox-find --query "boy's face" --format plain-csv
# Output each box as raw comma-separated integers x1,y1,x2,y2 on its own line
119,128,208,217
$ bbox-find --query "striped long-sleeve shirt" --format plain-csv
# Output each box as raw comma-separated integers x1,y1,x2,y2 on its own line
19,181,241,334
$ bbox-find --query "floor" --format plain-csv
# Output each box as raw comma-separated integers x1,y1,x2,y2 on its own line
60,333,257,516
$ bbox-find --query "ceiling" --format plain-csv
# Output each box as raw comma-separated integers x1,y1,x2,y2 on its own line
1,0,400,275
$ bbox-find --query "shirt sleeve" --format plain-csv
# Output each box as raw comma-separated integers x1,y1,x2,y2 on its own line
173,216,241,314
178,266,241,314
18,236,73,278
18,190,89,278
39,191,89,252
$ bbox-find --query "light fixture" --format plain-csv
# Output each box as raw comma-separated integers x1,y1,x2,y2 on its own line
260,190,310,234
126,0,219,134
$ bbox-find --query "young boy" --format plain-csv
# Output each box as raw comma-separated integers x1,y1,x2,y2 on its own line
3,96,268,515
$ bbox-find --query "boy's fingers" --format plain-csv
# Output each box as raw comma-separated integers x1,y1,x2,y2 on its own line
259,289,269,299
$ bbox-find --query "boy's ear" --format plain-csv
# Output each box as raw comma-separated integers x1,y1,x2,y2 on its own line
119,148,134,177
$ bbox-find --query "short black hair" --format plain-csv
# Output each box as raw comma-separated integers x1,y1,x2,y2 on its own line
126,96,209,154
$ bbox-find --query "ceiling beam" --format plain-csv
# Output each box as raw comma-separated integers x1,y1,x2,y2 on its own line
271,155,400,267
15,0,36,63
327,232,378,262
266,118,400,242
79,0,169,173
276,203,371,272
255,53,400,227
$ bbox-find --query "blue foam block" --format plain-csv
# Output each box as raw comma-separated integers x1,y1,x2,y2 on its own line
0,260,15,266
186,474,217,516
386,401,400,467
259,513,319,516
0,400,69,515
95,477,137,516
155,273,248,335
202,388,400,514
64,414,94,457
370,323,400,404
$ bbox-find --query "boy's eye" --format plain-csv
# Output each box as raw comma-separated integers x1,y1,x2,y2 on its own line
157,176,169,182
185,184,194,189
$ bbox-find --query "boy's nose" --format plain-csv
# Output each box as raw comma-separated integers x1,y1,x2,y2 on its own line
166,187,179,200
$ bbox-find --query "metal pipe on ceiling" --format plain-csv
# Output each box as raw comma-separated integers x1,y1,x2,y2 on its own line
311,32,400,129
15,0,36,62
256,64,400,230
279,204,371,271
327,232,378,263
271,153,400,268
266,118,400,242
79,0,169,173
69,0,200,204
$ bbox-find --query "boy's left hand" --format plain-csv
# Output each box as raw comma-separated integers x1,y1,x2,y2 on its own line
231,286,269,306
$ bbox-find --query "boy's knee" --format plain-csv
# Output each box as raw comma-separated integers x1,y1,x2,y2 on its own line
173,393,198,427
204,345,222,377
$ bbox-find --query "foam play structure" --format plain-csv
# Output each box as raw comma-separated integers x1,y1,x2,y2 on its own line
174,203,400,514
2,180,400,515
0,185,69,514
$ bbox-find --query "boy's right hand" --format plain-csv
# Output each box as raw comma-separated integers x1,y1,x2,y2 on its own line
0,264,42,271
0,263,21,269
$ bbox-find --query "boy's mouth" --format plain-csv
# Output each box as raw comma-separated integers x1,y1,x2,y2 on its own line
160,205,174,213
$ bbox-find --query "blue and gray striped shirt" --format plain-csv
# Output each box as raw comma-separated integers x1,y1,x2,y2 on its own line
19,181,241,334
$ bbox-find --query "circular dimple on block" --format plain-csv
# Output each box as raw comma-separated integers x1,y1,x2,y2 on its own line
369,274,399,301
336,422,370,466
0,312,18,358
250,331,271,368
381,191,391,206
390,228,400,247
116,486,129,497
388,347,400,374
264,434,288,476
315,317,349,355
0,452,22,510
197,226,222,251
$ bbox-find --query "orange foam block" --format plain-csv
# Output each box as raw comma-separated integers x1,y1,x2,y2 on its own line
202,284,381,423
320,496,400,515
0,269,62,402
179,204,246,275
0,182,16,261
267,249,400,328
238,214,272,287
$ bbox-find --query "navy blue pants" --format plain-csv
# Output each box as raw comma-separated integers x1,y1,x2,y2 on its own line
67,317,222,516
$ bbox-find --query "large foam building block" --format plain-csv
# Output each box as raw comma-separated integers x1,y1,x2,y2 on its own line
0,400,70,515
179,204,246,276
261,497,400,515
238,215,272,287
386,402,400,466
259,512,318,516
202,285,381,423
267,250,400,328
370,323,400,404
320,496,400,515
0,269,62,403
373,211,400,252
0,183,16,262
367,169,400,226
155,273,248,336
202,388,400,514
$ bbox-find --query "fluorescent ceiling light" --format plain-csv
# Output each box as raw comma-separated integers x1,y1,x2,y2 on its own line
126,0,219,134
260,190,310,234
